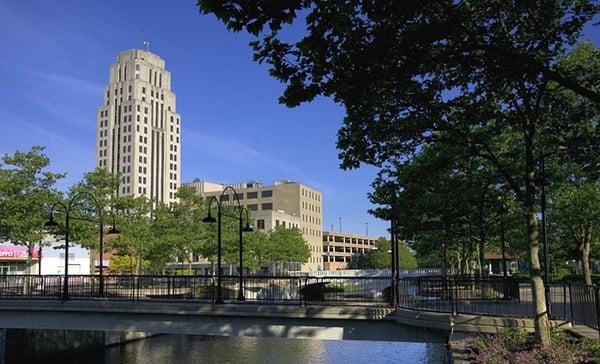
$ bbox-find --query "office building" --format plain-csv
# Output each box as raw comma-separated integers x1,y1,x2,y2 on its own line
183,180,323,271
96,49,181,204
322,231,377,270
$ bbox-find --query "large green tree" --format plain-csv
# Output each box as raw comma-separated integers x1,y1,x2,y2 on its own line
351,237,417,270
197,2,600,345
553,182,600,285
0,146,64,273
263,226,310,273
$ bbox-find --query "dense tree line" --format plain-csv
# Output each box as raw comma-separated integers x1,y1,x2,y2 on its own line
198,0,600,345
0,147,310,274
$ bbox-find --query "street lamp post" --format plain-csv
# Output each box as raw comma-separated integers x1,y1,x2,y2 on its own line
539,157,551,316
38,245,42,276
390,219,397,305
203,186,253,304
44,192,118,300
498,203,508,279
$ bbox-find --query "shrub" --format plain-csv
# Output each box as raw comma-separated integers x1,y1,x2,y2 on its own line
467,327,595,364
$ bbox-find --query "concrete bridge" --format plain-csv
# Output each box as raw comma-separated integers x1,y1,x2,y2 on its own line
0,300,447,343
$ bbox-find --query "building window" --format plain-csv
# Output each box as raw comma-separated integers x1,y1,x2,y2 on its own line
257,219,265,230
247,204,258,211
262,203,273,210
246,191,258,199
261,190,273,198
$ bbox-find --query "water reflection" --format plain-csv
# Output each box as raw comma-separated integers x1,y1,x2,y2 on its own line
5,332,447,364
104,335,446,364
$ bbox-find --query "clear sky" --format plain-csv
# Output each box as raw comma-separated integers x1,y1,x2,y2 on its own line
0,1,388,237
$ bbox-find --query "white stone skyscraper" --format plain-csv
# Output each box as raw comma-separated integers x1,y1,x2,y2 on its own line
96,49,181,204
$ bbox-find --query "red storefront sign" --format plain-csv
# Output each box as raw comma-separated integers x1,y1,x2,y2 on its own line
0,245,40,260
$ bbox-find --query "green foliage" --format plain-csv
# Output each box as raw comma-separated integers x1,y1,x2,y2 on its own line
351,237,416,269
264,226,310,264
468,327,592,364
109,255,150,274
199,1,600,344
0,146,64,272
552,182,600,285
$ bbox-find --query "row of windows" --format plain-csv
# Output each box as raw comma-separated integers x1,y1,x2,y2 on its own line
217,190,272,202
302,227,322,237
309,245,322,253
275,220,298,229
323,246,370,253
302,188,320,202
302,214,321,225
302,201,321,213
245,203,273,211
308,255,321,264
324,236,375,245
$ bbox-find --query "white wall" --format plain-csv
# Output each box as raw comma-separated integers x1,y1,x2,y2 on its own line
40,239,90,275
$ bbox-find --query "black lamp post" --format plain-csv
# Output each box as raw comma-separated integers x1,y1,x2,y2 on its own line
45,192,118,300
498,202,508,279
539,157,551,316
38,245,42,276
203,186,253,304
389,219,396,304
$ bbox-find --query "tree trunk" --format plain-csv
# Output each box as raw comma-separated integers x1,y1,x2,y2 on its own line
135,256,141,275
25,243,34,275
526,207,550,346
581,232,592,286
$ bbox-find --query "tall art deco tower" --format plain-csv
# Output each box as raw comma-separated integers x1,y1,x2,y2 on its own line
95,49,181,204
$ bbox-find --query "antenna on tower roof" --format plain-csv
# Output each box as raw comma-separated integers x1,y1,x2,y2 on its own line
140,28,150,52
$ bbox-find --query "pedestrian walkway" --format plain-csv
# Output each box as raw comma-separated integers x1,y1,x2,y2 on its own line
567,324,600,341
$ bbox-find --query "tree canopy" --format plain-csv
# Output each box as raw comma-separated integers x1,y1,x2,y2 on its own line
197,0,600,345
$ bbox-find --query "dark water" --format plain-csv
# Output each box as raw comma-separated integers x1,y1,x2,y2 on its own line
5,331,447,364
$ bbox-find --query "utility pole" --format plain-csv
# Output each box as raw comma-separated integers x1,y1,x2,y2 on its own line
338,217,342,232
365,222,369,236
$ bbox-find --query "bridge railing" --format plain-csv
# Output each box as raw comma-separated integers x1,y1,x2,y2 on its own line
1,274,599,334
0,275,392,306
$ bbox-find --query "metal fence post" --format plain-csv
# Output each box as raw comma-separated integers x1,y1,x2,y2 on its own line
298,277,302,307
562,283,567,320
594,285,600,337
568,283,574,325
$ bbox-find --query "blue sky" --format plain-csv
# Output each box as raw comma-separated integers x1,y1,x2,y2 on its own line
0,1,386,237
2,2,599,240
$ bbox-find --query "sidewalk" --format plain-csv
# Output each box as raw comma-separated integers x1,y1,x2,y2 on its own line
567,324,600,341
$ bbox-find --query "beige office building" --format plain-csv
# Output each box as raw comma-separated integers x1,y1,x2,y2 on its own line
184,180,323,271
96,49,181,204
322,231,377,270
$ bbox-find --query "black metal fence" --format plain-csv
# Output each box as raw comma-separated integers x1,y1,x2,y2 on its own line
0,275,390,306
0,274,598,333
569,283,600,330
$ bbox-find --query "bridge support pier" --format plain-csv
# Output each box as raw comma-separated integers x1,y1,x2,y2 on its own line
0,328,5,364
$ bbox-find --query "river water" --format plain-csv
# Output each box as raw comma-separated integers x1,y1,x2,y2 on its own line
4,331,448,364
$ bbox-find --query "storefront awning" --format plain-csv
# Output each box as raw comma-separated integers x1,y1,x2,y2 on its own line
0,245,40,261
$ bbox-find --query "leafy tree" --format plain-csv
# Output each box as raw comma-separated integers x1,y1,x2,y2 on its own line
553,182,600,286
0,146,64,273
352,237,416,269
109,255,150,274
197,2,600,345
153,187,209,272
109,196,158,274
263,226,310,272
67,168,122,251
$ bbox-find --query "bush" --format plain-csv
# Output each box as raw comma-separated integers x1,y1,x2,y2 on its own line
467,327,593,364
